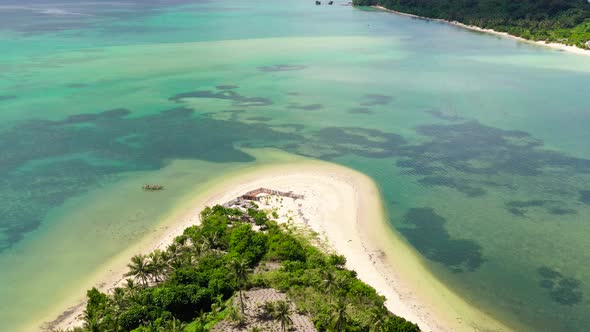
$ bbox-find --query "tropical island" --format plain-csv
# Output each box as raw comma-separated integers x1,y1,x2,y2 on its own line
52,204,420,332
353,0,590,50
46,161,511,332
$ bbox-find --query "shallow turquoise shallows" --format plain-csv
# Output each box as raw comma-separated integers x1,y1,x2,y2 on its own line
1,0,590,331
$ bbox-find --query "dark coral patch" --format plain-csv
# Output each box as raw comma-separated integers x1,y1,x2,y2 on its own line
0,95,17,101
219,109,245,121
505,200,576,217
425,109,464,121
348,107,373,114
396,159,441,175
537,266,583,305
550,281,583,305
246,116,272,122
538,266,562,279
287,120,590,198
400,208,486,272
418,175,486,197
507,207,526,217
507,200,551,210
579,190,590,205
257,64,306,72
360,94,393,106
309,127,406,159
66,83,89,88
396,121,590,180
272,124,305,132
59,108,131,124
2,0,198,35
548,208,577,215
292,121,590,208
169,90,272,107
216,85,239,90
287,103,323,111
0,106,302,252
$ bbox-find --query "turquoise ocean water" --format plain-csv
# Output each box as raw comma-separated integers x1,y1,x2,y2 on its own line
1,0,590,331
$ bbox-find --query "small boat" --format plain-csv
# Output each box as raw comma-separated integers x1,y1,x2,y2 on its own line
315,1,321,4
142,184,164,191
328,1,333,4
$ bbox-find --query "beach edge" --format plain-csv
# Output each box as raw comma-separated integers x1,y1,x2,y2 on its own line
370,5,590,57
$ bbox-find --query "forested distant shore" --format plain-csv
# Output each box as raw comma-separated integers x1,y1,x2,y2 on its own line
354,0,590,49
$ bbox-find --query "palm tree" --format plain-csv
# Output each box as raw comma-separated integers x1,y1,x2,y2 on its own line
111,287,130,332
202,231,220,251
103,302,123,332
111,287,128,312
125,254,150,287
192,237,210,259
368,304,388,332
82,307,102,332
330,300,349,332
331,275,348,299
159,317,186,332
148,250,168,283
166,243,184,269
322,270,336,304
174,234,188,247
228,258,250,314
124,278,137,291
259,301,275,320
123,278,140,301
211,294,225,315
228,304,246,328
191,312,207,332
273,301,293,332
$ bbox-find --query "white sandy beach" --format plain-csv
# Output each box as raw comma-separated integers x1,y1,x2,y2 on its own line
48,160,512,332
372,5,590,57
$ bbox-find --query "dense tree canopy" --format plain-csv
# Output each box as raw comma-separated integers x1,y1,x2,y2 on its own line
354,0,590,48
56,205,420,332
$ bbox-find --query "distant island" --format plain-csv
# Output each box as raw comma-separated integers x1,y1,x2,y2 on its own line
354,0,590,50
52,205,420,332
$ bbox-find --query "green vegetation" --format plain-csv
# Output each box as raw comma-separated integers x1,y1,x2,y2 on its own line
354,0,590,48
271,300,293,332
56,205,420,332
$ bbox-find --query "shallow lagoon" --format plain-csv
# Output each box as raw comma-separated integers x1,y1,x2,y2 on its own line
1,0,590,331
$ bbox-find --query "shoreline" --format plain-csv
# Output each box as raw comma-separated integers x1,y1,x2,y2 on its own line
371,5,590,57
47,157,512,332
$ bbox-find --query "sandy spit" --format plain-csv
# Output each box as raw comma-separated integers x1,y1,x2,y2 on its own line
47,160,511,332
372,5,590,57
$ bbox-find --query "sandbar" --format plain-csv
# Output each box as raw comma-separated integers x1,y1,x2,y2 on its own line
47,158,512,332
